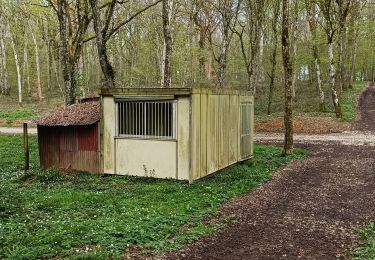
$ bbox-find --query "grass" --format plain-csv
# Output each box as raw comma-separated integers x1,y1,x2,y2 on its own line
0,108,37,124
341,82,367,122
353,223,375,260
0,134,305,259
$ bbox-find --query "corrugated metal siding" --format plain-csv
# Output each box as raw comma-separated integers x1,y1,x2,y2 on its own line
38,126,60,169
190,93,254,181
38,124,99,173
78,124,98,151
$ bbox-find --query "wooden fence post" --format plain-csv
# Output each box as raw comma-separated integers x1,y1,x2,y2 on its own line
23,123,29,173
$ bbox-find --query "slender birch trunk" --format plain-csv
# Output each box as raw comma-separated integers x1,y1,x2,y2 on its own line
306,1,325,111
9,31,22,103
31,31,43,101
349,28,359,86
22,32,30,95
328,35,341,118
0,25,9,95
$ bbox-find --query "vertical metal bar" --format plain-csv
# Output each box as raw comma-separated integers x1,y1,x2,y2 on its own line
119,102,121,135
125,102,128,135
164,102,167,137
137,102,139,136
167,101,170,138
116,102,119,135
135,102,137,136
154,101,156,137
173,101,176,139
122,102,124,135
139,102,141,136
131,102,134,136
144,102,147,137
156,102,160,137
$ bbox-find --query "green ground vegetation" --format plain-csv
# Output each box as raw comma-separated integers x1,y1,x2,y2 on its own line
353,223,375,260
0,108,37,124
341,82,367,122
0,135,305,259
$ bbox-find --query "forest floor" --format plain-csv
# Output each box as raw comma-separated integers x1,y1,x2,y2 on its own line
164,85,375,259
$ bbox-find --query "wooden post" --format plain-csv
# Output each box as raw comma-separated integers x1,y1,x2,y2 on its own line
23,123,29,173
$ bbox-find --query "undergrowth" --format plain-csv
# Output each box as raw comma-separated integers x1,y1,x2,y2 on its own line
0,108,37,124
353,223,375,260
341,82,367,122
0,135,305,259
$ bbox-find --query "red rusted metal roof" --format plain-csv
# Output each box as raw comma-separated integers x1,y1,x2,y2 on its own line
36,101,100,126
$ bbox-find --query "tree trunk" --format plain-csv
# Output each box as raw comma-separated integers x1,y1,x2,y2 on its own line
349,28,359,87
290,0,299,100
0,26,9,95
22,33,30,95
306,1,325,112
328,37,342,118
281,0,294,156
267,0,280,115
162,0,173,88
89,0,116,88
58,2,76,105
337,24,346,93
31,31,43,101
198,28,207,80
9,32,22,103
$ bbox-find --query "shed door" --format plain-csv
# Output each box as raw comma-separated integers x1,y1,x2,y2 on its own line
240,102,252,159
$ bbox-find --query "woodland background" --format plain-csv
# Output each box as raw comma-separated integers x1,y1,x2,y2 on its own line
0,0,374,118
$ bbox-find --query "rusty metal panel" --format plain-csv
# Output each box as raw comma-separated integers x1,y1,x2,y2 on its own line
60,127,78,152
72,151,100,173
37,126,59,169
78,124,99,151
38,124,99,173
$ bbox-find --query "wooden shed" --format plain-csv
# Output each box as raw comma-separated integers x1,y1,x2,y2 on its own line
36,101,100,173
100,87,254,181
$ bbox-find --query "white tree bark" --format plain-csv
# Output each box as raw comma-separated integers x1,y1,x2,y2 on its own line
0,23,9,95
22,31,30,94
328,39,340,116
314,57,325,108
31,31,42,101
9,31,22,103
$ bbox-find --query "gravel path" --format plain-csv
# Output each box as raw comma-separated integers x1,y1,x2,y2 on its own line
256,131,375,146
0,127,37,135
165,84,375,260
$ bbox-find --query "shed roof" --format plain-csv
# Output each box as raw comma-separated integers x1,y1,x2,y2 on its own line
100,87,252,97
36,101,100,126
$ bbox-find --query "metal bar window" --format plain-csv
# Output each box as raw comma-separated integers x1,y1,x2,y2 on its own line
116,100,176,139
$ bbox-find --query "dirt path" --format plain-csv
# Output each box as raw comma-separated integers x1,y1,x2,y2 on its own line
165,85,375,259
0,127,37,135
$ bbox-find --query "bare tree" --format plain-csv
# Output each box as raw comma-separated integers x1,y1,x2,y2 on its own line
346,0,366,87
233,0,267,93
161,0,173,88
318,0,342,118
335,0,351,91
31,30,43,101
282,0,294,155
306,0,326,112
9,28,22,103
209,0,241,87
48,0,91,105
0,20,9,95
267,0,280,115
88,0,162,88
